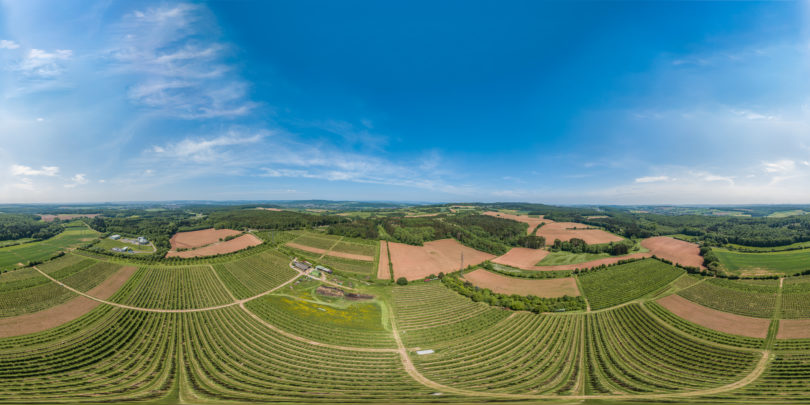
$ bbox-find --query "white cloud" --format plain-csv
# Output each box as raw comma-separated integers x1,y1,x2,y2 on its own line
111,3,255,119
731,109,778,121
150,131,264,162
64,173,89,188
634,176,671,183
17,49,72,78
10,164,59,176
762,159,796,174
0,40,19,50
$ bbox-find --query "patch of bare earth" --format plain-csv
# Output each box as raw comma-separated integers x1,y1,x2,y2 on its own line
462,269,580,297
0,265,136,337
658,294,769,338
777,319,810,339
285,242,374,261
388,239,495,281
536,222,623,244
170,228,243,250
166,234,262,258
482,211,547,235
493,247,549,268
255,207,283,211
377,241,391,279
642,236,705,269
40,213,100,222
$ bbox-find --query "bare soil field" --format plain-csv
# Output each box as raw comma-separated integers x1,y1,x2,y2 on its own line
776,319,810,339
167,234,262,258
482,211,546,235
0,265,136,337
642,236,705,269
40,213,100,222
658,294,770,338
462,269,580,297
255,207,283,211
492,247,549,268
388,239,495,281
285,242,374,261
536,222,624,244
377,241,391,279
170,228,243,250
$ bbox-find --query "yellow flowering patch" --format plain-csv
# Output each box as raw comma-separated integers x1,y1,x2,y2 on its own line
265,295,385,331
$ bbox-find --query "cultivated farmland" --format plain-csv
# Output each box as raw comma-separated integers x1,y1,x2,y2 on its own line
388,238,495,280
577,259,684,310
462,268,580,297
1,202,810,404
641,236,705,269
714,247,810,276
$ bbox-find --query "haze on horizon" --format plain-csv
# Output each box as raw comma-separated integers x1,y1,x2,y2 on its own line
1,0,810,205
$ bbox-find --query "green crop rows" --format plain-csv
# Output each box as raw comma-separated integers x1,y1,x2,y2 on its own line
110,266,233,309
577,259,684,310
677,278,777,318
213,250,298,299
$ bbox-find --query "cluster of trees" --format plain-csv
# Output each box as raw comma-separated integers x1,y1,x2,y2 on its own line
549,238,634,256
205,210,346,230
327,214,536,255
0,214,63,241
441,273,586,312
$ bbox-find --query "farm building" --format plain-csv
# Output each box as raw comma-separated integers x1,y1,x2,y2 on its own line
136,236,148,245
293,261,311,271
110,234,121,240
315,265,333,274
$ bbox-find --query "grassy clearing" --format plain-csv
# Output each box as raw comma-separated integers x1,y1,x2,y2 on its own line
714,248,810,276
0,222,99,270
536,251,611,266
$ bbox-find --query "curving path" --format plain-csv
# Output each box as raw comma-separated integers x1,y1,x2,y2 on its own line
34,264,302,313
33,259,773,400
387,304,772,401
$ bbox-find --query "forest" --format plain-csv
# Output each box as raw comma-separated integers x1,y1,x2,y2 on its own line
0,214,63,242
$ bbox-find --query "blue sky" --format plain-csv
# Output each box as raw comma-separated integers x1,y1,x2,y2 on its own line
1,0,809,204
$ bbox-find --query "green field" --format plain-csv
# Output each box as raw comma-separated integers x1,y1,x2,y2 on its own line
714,248,810,276
3,205,810,404
677,278,778,318
536,251,611,266
0,222,99,270
577,259,684,310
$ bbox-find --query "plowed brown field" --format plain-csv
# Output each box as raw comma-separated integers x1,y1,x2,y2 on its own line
0,265,136,337
642,236,705,269
377,241,391,279
40,213,100,222
777,319,810,339
536,222,623,244
482,211,546,235
170,228,242,249
462,269,580,297
166,234,262,258
387,239,495,281
492,247,549,268
658,294,769,338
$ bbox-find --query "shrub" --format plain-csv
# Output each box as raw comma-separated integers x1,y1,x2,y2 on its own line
396,277,408,286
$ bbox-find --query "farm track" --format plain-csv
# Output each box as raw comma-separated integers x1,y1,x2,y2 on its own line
34,265,301,313
388,301,772,401
26,255,777,401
